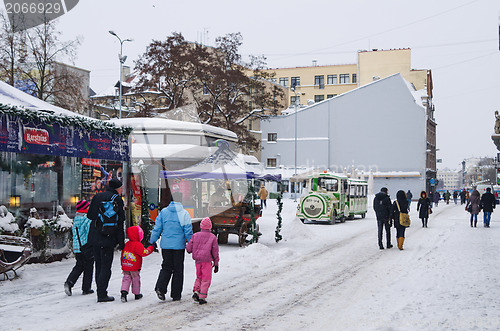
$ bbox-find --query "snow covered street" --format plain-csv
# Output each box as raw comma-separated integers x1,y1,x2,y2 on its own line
2,199,500,331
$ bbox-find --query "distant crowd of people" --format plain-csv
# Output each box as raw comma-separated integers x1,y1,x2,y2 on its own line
373,186,496,250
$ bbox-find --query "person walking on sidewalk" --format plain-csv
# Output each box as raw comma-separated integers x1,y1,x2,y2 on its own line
186,217,219,305
417,191,431,228
150,192,193,302
258,184,269,209
64,200,94,296
373,187,393,250
466,188,481,227
480,187,496,228
120,226,155,303
87,178,126,302
406,190,413,211
392,190,410,250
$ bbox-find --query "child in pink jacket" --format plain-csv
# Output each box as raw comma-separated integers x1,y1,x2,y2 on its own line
186,217,219,305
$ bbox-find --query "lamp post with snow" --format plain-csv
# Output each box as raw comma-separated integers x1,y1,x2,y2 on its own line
109,30,132,119
291,86,300,201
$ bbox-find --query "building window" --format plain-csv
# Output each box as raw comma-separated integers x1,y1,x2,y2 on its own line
314,95,325,103
291,76,300,88
327,74,337,85
268,133,277,142
290,95,300,105
203,84,210,95
352,74,357,83
327,94,337,99
279,77,289,87
248,101,253,110
248,120,253,131
270,78,276,83
340,74,350,84
314,75,324,89
267,158,277,168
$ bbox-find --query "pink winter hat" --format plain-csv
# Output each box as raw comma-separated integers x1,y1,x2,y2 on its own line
200,217,212,230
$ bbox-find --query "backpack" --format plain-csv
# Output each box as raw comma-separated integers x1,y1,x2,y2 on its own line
97,194,120,236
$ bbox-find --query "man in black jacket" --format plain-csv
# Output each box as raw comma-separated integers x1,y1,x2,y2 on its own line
480,187,496,228
373,187,393,249
87,178,125,302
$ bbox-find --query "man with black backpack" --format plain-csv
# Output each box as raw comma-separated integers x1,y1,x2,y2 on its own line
88,178,125,302
373,187,393,250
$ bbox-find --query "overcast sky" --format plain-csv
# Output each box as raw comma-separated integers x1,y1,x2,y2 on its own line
3,0,500,170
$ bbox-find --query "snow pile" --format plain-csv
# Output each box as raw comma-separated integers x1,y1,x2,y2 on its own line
0,205,19,233
52,206,73,232
26,217,45,229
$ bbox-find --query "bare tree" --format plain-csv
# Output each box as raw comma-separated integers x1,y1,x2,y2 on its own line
134,32,203,111
0,14,86,113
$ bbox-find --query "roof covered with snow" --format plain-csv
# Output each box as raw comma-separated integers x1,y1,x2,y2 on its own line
0,80,90,119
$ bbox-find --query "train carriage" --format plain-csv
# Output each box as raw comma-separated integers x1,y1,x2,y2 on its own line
296,172,367,224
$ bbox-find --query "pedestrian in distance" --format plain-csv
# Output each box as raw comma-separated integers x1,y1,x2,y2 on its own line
373,187,393,250
258,184,269,209
406,190,413,211
443,190,451,205
459,190,466,205
392,190,410,250
64,199,94,296
453,191,458,205
434,191,440,207
150,192,193,302
120,226,155,303
87,178,126,303
186,217,219,305
466,188,481,227
416,191,431,228
480,187,496,228
465,190,470,204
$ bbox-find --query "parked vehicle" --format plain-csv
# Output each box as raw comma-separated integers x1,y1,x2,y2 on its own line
296,172,367,224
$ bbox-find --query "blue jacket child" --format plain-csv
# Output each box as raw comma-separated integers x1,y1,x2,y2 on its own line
64,200,95,296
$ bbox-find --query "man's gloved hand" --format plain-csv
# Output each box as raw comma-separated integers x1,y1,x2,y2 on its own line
214,265,219,273
152,242,158,252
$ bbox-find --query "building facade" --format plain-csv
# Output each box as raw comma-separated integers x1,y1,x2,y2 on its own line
261,74,431,196
262,48,437,190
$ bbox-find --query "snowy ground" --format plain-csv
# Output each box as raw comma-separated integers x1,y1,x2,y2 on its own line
2,198,500,331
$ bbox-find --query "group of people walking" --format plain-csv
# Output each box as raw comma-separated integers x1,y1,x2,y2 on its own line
373,187,410,250
373,185,497,251
64,181,219,305
465,187,496,228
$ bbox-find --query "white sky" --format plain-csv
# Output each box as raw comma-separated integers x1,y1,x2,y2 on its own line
3,0,500,170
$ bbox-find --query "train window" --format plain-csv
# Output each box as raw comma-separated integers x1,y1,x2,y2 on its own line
349,185,356,197
318,178,338,192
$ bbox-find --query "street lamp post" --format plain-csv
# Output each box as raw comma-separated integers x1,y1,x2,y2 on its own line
292,86,299,201
109,30,132,119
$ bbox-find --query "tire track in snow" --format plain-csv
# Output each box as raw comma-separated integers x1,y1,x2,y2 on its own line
88,227,379,330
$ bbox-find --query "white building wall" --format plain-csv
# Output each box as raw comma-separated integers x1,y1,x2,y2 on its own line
262,74,428,194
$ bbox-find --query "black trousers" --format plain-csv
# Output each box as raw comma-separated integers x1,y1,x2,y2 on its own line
66,252,94,291
94,246,114,298
155,249,185,299
377,219,391,247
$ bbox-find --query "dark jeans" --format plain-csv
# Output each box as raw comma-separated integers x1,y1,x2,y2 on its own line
94,246,114,298
396,224,406,238
421,217,428,227
260,199,267,208
155,249,185,299
66,252,94,291
377,219,391,247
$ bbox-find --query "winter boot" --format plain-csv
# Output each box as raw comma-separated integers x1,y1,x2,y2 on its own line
97,295,115,302
155,289,165,301
121,290,128,303
135,294,143,300
398,237,405,250
199,298,207,305
192,292,200,302
64,282,72,296
387,243,393,249
471,219,473,227
82,289,94,295
474,220,477,227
